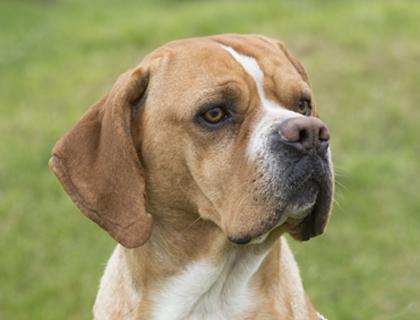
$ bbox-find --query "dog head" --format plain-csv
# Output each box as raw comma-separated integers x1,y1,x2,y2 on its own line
50,34,334,248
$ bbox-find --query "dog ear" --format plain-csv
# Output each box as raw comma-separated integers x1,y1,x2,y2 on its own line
49,68,152,248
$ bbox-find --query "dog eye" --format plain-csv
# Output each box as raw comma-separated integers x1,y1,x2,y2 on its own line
296,99,312,116
201,107,227,124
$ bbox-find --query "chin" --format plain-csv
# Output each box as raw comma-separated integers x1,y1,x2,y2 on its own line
244,178,333,245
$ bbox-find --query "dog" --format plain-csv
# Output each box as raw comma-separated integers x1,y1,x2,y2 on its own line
50,34,334,320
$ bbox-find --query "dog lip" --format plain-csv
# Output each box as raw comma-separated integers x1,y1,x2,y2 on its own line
246,183,325,244
228,235,252,245
289,176,333,241
227,163,332,245
227,203,316,246
243,207,305,245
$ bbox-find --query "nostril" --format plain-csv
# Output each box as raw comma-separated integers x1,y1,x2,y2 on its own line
298,128,309,144
318,125,330,154
319,125,330,142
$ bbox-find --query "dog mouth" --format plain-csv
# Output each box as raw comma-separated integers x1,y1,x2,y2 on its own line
246,183,320,245
229,157,333,245
247,207,314,245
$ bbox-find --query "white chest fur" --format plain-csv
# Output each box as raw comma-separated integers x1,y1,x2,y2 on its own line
151,249,268,320
94,239,310,320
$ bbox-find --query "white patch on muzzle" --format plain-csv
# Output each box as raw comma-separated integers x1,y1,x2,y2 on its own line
220,45,303,161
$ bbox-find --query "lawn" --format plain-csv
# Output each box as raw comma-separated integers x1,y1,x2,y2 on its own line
1,0,419,319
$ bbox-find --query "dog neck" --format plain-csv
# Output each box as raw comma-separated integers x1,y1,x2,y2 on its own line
105,206,311,319
144,241,269,319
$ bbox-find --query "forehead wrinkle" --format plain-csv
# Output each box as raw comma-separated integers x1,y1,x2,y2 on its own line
219,45,301,117
219,44,303,160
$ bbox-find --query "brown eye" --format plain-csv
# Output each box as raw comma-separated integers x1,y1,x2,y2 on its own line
296,99,312,116
202,107,226,123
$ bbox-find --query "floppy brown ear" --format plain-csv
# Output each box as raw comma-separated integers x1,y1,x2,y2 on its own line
49,68,152,248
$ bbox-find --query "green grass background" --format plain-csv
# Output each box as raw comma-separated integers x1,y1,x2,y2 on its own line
1,0,419,319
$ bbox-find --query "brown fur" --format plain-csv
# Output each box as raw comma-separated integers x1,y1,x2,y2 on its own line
50,34,331,319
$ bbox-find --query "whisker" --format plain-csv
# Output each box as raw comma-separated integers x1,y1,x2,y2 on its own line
333,197,342,210
334,180,347,190
181,216,203,234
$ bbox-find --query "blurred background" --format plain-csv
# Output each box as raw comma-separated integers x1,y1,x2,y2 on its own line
1,0,419,319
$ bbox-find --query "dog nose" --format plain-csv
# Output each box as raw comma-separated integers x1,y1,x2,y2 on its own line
278,117,330,153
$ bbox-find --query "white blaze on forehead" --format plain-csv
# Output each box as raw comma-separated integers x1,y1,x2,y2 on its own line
220,45,302,160
221,45,267,103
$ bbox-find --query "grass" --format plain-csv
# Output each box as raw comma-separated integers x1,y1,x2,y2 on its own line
1,0,419,319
